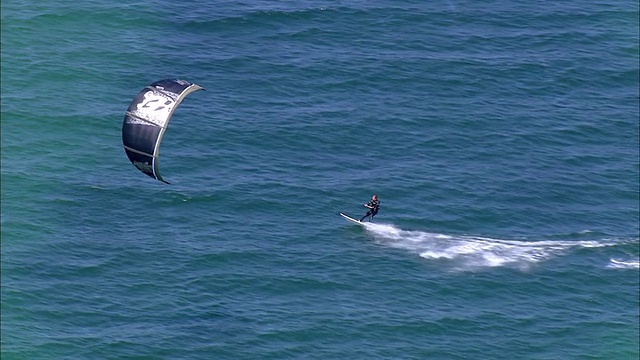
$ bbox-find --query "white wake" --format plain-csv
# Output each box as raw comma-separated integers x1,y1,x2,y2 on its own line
360,222,619,271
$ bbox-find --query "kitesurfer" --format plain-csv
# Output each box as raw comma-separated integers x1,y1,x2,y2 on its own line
360,194,380,222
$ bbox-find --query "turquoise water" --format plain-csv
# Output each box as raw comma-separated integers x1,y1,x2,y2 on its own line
2,0,638,358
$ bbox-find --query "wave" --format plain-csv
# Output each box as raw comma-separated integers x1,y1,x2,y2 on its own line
607,258,640,269
360,222,629,271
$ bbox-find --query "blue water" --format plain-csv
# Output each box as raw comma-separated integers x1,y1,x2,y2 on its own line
2,0,639,358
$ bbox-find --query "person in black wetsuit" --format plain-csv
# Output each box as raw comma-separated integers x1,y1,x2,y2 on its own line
360,194,380,222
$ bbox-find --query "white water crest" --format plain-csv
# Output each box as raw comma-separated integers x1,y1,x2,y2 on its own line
607,258,640,269
361,222,616,271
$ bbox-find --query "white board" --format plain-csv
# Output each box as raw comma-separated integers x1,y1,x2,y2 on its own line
340,212,364,225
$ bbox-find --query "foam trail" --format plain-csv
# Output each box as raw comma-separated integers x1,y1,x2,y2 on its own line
361,222,617,271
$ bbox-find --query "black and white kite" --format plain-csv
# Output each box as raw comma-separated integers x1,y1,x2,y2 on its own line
122,79,204,183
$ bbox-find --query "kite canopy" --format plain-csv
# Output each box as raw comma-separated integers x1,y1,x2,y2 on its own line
122,79,204,183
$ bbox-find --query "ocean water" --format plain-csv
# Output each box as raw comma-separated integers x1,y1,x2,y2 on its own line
1,0,638,359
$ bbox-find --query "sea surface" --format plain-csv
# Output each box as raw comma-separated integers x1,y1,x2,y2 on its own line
2,0,639,359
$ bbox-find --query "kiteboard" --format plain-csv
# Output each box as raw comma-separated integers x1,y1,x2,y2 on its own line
340,213,364,225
